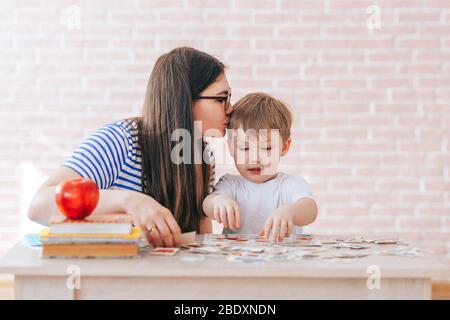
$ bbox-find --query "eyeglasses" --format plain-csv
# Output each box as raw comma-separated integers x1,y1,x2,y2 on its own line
195,89,232,113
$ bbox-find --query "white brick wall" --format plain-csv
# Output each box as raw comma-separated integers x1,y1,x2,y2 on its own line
0,0,449,264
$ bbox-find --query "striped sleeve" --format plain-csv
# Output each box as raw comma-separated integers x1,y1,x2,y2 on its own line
205,142,216,194
62,123,130,190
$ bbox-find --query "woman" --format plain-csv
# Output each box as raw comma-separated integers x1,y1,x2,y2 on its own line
28,47,233,248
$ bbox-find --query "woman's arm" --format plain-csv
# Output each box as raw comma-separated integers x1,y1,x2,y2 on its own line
28,166,182,247
199,216,212,234
28,166,129,225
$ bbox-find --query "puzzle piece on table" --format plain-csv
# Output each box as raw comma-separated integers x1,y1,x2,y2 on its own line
333,243,370,250
374,239,398,244
319,238,339,244
377,247,422,257
282,237,322,247
331,251,370,259
180,231,196,246
188,246,223,255
150,247,180,256
227,255,266,263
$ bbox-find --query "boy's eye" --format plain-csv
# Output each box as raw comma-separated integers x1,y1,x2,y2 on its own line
262,147,272,150
239,147,249,151
216,98,225,103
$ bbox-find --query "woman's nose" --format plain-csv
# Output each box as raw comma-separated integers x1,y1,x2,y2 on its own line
226,103,234,115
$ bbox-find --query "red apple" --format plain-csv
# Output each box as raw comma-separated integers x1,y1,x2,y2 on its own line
55,178,99,219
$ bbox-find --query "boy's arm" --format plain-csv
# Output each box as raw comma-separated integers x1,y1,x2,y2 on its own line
202,193,221,219
281,197,318,226
261,197,318,241
203,193,241,230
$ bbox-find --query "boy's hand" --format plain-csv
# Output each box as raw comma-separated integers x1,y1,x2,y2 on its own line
212,195,241,230
259,208,294,242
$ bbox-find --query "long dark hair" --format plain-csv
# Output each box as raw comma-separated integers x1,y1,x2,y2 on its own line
134,47,225,233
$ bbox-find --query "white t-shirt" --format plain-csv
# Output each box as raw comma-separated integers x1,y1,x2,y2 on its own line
212,172,313,234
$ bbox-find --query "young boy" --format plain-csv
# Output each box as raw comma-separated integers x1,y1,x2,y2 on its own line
203,93,318,242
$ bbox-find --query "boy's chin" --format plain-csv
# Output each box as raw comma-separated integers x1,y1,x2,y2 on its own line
242,171,278,184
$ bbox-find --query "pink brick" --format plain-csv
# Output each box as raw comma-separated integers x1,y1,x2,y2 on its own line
328,1,367,9
278,79,319,88
425,0,450,8
369,52,412,62
398,12,442,22
330,180,375,190
324,79,366,88
255,13,298,23
208,40,251,50
397,115,442,127
136,0,182,8
305,66,347,76
325,128,368,139
399,219,442,229
323,53,364,63
345,91,386,102
235,0,277,9
372,78,413,89
281,1,323,10
350,115,395,126
278,26,320,36
227,53,271,63
352,66,395,75
370,207,415,216
185,0,230,8
400,65,442,74
257,66,300,77
420,26,450,35
254,39,299,50
324,104,370,113
419,78,450,87
335,155,381,165
230,26,273,37
304,39,350,49
401,194,444,204
273,53,312,63
376,181,420,190
184,26,227,36
205,12,251,22
398,39,441,49
301,13,343,23
325,27,368,36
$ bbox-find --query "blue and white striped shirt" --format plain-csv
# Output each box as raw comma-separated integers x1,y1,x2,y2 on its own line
62,118,216,192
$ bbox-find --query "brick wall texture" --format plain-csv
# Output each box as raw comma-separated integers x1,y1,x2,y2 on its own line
0,0,449,264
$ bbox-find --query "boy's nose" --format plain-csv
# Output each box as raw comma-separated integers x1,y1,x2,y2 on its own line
248,149,259,164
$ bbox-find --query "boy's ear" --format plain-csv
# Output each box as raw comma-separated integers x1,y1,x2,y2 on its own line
280,137,292,157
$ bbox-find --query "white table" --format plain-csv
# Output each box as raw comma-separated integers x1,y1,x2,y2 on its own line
0,235,447,299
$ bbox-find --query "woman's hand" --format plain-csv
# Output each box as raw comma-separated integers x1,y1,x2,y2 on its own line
125,191,181,248
211,195,241,230
260,207,294,242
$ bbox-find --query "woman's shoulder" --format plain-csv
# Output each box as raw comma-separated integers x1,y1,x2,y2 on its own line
100,118,142,161
107,118,140,139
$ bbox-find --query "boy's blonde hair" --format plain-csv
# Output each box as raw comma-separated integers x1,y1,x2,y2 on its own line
229,93,292,142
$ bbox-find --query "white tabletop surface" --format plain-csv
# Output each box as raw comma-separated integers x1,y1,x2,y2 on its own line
0,235,448,279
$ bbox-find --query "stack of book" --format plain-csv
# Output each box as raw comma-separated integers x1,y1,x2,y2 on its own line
40,213,141,258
